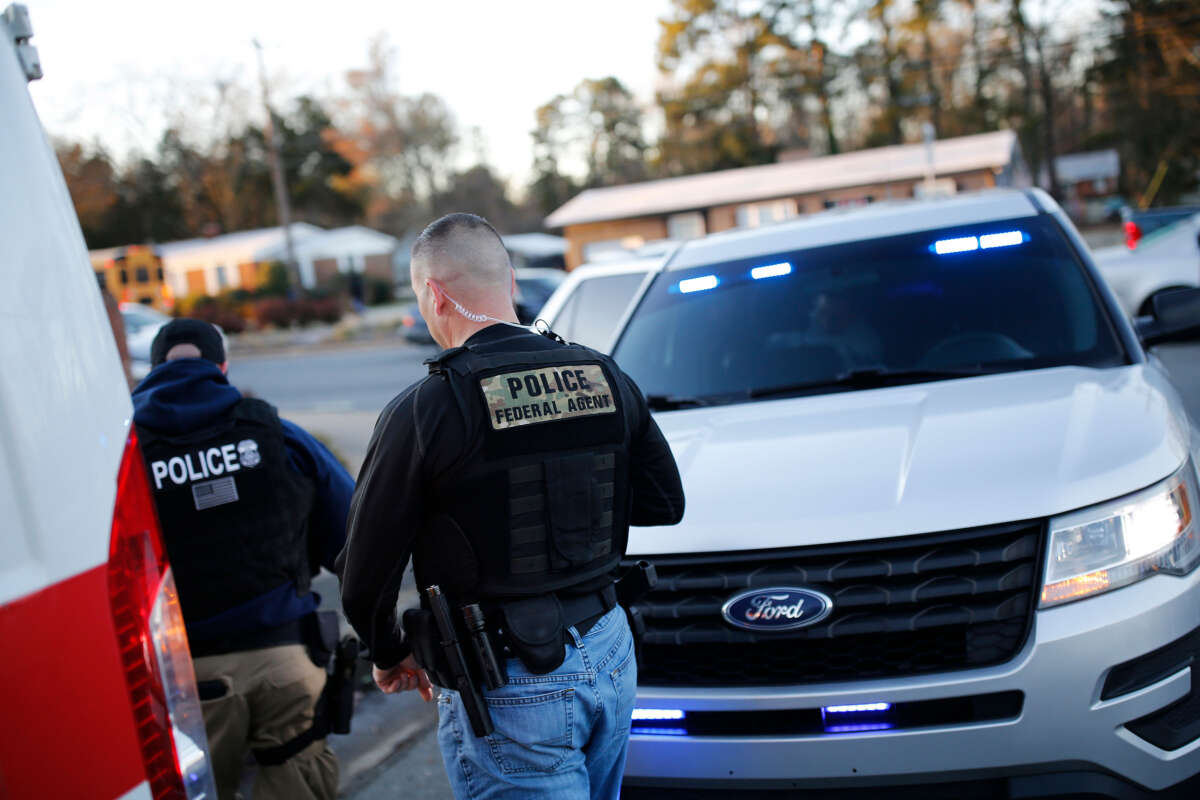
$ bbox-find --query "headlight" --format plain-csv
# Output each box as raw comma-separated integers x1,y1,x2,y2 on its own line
1040,460,1199,607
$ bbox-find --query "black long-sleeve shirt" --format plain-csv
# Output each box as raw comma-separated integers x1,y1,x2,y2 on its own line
335,324,685,669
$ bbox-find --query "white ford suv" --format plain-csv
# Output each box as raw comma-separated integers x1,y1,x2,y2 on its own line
552,190,1200,797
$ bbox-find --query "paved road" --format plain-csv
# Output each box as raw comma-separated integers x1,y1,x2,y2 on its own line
230,341,437,415
231,340,1200,799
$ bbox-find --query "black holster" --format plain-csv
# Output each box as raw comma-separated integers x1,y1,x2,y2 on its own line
402,608,453,688
616,561,657,664
252,611,358,766
304,609,341,669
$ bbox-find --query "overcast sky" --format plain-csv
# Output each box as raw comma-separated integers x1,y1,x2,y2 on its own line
27,0,671,186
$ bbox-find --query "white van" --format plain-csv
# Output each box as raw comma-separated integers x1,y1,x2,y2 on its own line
0,6,217,797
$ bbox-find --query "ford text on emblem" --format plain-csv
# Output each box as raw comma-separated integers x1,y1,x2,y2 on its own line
721,587,834,632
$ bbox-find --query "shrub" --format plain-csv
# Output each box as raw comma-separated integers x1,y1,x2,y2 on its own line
308,296,343,323
175,292,249,333
255,297,297,329
259,261,291,297
366,277,395,305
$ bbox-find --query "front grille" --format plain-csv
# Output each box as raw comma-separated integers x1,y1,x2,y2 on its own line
628,520,1043,686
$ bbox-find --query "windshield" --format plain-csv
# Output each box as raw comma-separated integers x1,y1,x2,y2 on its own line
613,215,1128,405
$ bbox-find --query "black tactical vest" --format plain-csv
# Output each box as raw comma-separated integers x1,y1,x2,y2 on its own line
137,399,316,622
419,342,631,599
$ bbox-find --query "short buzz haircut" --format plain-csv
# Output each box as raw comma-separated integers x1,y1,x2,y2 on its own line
411,212,505,263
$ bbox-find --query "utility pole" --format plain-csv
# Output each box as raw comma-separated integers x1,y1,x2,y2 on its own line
922,121,937,196
253,38,301,295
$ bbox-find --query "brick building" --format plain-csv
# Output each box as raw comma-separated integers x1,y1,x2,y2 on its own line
546,130,1028,269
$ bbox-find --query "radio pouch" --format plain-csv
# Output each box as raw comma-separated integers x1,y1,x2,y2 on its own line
499,594,566,674
402,608,452,688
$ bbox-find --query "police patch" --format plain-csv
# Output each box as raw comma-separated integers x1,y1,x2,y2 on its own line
481,364,617,430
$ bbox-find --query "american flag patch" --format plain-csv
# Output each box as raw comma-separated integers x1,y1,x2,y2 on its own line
192,476,239,510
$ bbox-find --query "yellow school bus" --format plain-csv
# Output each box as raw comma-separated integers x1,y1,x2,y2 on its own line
90,244,174,310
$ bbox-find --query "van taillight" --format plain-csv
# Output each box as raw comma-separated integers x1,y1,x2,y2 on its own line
1124,220,1142,250
107,431,218,799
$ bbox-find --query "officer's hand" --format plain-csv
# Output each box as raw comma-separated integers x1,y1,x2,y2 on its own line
373,656,434,702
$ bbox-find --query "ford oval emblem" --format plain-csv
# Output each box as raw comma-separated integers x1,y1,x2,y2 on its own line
721,587,833,632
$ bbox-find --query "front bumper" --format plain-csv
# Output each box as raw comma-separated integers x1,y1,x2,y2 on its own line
625,567,1200,793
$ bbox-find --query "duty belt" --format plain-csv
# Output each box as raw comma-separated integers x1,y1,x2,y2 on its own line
557,583,618,641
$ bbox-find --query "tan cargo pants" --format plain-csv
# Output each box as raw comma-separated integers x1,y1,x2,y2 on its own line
194,644,338,800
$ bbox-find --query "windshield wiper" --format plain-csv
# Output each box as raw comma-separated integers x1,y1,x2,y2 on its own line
645,394,732,411
749,366,1001,399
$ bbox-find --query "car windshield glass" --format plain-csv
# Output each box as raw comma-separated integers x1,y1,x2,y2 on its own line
613,215,1127,406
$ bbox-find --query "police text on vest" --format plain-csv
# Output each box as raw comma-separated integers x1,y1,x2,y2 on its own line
149,439,261,490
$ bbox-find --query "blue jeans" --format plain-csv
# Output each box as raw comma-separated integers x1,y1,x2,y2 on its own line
436,606,636,800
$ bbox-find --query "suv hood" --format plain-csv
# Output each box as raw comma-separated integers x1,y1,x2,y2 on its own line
631,365,1193,555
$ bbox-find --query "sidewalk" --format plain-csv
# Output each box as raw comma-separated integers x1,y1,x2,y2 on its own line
332,687,439,797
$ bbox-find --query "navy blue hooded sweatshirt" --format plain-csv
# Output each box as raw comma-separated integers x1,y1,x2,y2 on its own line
132,358,353,646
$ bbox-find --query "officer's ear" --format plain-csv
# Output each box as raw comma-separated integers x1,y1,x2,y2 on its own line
427,280,449,316
219,361,229,375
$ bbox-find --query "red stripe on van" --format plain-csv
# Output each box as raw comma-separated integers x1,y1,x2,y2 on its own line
0,565,145,798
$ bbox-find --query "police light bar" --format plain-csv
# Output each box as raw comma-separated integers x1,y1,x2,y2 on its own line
751,262,793,280
631,727,688,736
979,230,1025,249
933,230,1027,255
677,275,719,293
932,236,979,255
822,702,891,714
824,722,894,734
632,708,686,721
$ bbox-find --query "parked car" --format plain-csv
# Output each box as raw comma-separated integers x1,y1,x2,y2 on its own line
536,258,658,348
0,5,217,798
1121,205,1200,250
120,301,172,379
400,267,566,344
1093,212,1200,317
553,188,1200,796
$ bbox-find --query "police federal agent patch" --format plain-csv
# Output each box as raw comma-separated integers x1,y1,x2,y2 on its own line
481,364,617,430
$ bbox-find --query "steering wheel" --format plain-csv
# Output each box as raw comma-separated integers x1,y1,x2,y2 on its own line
919,331,1032,367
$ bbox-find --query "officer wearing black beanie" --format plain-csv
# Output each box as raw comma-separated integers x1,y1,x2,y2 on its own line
133,318,353,800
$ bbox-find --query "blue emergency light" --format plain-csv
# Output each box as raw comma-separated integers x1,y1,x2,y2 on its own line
751,262,793,280
677,275,719,293
932,230,1027,255
632,708,686,721
822,702,891,714
631,727,689,736
823,722,894,734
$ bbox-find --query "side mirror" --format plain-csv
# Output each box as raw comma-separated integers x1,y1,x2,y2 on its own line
1136,287,1200,347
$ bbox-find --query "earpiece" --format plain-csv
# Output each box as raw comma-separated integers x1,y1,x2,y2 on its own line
450,298,490,323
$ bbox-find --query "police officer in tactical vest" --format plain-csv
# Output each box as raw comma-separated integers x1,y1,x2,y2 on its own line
133,319,354,800
337,213,685,800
